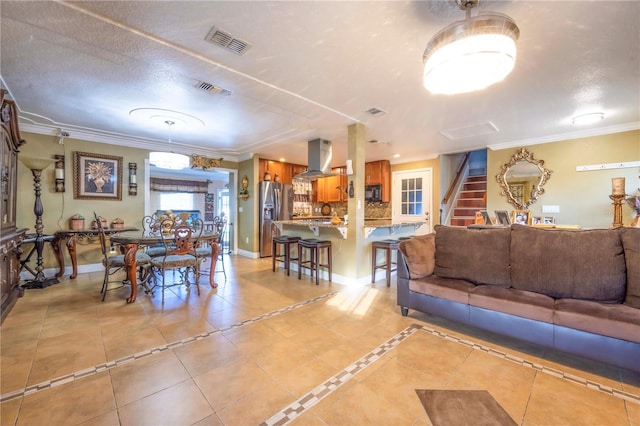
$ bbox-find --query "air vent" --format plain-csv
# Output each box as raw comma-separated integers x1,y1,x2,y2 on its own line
365,107,386,117
205,27,252,55
440,122,499,140
195,81,232,96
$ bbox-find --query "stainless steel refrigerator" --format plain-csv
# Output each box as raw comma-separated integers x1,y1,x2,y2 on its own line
259,181,293,257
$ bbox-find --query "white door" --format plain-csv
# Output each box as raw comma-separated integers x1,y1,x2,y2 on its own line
392,168,432,235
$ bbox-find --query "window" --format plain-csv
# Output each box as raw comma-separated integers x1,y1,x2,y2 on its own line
159,193,195,211
400,177,423,215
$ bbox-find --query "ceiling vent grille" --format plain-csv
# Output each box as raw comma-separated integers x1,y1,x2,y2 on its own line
205,27,252,55
195,81,232,96
365,107,386,117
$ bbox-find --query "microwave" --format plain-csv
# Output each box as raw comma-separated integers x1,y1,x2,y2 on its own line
365,184,382,202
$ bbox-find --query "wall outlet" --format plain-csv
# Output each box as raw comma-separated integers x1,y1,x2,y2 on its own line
239,206,243,213
245,237,249,244
542,205,560,214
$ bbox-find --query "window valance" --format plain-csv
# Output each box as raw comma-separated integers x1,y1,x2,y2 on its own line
150,177,209,193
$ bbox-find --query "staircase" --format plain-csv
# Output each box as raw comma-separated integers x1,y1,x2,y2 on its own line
450,175,487,227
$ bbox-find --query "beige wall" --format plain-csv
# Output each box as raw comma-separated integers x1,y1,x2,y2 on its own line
487,130,640,228
236,156,258,254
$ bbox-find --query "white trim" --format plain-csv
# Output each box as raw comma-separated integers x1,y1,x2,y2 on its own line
576,161,640,172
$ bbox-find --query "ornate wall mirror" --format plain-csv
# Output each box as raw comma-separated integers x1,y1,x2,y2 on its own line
496,148,552,209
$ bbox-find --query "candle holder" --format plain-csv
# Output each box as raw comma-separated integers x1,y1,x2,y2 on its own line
19,157,59,289
54,154,65,192
609,194,625,228
129,162,137,196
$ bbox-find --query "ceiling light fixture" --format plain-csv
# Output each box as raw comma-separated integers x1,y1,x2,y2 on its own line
571,112,605,125
149,120,190,170
423,0,520,95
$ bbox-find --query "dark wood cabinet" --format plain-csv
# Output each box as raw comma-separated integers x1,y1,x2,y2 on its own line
1,91,27,323
259,159,306,184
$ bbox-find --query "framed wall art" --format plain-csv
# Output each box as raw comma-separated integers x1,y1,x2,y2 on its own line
73,151,122,200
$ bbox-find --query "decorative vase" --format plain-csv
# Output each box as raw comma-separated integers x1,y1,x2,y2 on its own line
263,170,271,181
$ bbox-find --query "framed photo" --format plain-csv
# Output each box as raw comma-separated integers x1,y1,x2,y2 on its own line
494,210,511,226
480,210,492,225
513,210,531,225
532,216,543,225
543,216,555,224
73,151,122,200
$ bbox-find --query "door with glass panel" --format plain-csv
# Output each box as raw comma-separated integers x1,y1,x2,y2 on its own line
392,168,432,235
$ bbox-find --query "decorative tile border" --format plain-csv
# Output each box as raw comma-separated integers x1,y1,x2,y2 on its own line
0,291,339,404
261,324,640,425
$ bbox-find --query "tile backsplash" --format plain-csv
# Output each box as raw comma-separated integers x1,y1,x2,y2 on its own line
310,202,390,219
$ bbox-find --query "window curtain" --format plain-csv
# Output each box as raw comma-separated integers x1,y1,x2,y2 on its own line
150,177,209,193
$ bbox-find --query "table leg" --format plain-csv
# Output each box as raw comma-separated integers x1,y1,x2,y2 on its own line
67,234,78,279
122,242,139,303
53,234,66,277
209,242,221,288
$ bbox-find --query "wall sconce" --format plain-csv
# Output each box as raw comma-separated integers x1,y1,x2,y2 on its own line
239,175,249,200
129,162,138,196
54,154,65,192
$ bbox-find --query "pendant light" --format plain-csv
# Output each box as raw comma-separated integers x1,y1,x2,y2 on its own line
423,0,520,95
149,120,190,170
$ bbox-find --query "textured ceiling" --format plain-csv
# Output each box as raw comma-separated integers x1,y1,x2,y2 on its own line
1,1,638,168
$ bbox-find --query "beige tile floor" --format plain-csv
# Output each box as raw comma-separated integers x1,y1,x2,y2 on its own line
1,255,639,425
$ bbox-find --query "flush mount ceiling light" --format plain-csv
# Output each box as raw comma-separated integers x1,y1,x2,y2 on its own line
572,112,605,125
149,120,190,170
423,0,520,95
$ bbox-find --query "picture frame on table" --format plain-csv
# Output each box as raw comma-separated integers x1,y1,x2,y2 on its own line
73,151,123,200
543,216,556,224
513,210,531,225
494,210,511,226
532,216,543,225
480,210,493,225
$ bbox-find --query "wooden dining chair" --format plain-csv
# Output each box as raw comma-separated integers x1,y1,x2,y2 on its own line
94,212,152,301
196,215,226,279
150,217,203,303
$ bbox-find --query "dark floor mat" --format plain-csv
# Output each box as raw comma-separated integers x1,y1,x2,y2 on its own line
416,389,517,426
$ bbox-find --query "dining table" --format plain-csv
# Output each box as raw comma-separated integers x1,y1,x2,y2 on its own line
110,229,220,303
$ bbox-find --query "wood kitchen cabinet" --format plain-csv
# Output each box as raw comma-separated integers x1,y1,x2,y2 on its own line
365,160,391,202
313,167,347,203
259,159,306,184
1,91,27,323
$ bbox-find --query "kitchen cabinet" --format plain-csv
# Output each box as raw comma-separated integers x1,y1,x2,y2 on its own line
313,167,347,203
1,91,27,323
259,159,306,184
365,160,391,202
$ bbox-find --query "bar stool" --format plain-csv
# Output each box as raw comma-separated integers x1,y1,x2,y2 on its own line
371,239,400,287
297,239,332,285
272,236,301,276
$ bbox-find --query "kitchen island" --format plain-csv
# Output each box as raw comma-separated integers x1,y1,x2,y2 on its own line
273,219,427,285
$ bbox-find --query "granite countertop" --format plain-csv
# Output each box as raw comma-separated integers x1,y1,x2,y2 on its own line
277,219,421,228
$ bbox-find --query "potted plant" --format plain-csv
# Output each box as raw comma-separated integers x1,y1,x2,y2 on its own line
69,214,85,230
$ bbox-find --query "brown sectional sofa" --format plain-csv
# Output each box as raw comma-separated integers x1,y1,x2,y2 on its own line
397,224,640,372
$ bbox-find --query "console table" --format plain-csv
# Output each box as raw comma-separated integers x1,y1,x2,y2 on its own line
53,227,137,279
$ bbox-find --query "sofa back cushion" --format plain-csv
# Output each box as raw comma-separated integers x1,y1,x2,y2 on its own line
433,225,511,287
621,227,640,308
510,225,626,302
398,233,436,279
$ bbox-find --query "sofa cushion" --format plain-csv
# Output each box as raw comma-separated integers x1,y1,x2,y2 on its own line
408,275,475,305
469,286,555,324
398,233,435,279
554,298,640,344
433,225,511,287
510,225,626,302
621,227,640,308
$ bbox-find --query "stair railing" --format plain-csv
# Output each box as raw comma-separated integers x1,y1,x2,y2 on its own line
441,152,471,226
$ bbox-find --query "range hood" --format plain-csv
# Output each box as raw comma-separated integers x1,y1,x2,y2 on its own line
293,138,340,180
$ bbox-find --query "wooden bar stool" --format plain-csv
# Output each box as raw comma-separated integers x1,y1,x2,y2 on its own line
272,236,301,276
371,239,400,287
297,239,332,285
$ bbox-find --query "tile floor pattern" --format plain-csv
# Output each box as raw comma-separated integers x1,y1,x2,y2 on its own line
1,255,639,425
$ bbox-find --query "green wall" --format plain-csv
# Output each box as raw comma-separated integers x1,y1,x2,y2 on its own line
487,130,640,228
